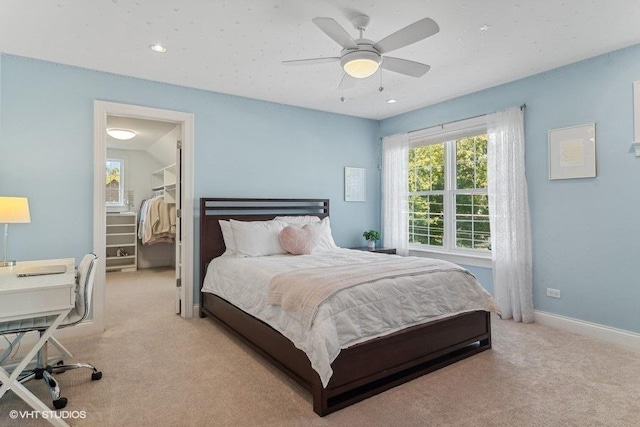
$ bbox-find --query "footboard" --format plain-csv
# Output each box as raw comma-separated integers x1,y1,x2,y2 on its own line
202,293,491,416
315,310,491,415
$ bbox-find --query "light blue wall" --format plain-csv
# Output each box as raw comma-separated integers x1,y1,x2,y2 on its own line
0,54,2,146
380,44,640,333
0,55,380,303
3,44,639,333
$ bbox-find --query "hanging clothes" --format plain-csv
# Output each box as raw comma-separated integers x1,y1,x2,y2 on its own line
139,195,176,245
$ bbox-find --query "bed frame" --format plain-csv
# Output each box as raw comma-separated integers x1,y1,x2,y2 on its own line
199,198,491,416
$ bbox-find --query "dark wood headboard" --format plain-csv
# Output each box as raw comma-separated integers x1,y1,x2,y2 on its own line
199,198,330,289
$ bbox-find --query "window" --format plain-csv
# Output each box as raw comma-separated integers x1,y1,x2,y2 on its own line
106,158,124,206
408,128,490,255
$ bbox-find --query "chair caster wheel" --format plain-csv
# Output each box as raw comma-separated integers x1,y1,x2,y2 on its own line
53,397,68,410
54,360,66,373
92,371,102,381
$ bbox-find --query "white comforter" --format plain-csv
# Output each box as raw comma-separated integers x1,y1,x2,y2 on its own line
201,248,498,387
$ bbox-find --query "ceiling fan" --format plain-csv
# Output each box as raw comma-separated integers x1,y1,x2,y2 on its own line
283,15,439,80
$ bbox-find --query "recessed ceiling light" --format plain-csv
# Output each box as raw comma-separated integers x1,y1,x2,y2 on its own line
386,99,397,104
107,129,137,140
149,43,167,53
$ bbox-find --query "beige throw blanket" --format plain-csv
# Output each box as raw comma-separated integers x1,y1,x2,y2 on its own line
268,257,472,329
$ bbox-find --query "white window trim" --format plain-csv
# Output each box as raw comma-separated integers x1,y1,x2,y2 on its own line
408,115,490,263
408,115,486,147
409,245,491,268
106,157,125,211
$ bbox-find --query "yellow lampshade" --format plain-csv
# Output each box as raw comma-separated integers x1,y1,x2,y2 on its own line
0,197,31,223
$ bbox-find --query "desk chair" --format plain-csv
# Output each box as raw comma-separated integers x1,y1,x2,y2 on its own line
0,253,102,409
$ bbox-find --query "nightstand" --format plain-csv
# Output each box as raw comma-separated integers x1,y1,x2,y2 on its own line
351,246,397,255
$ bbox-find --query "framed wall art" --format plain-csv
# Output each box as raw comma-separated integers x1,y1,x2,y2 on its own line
344,167,366,201
634,81,640,143
632,81,640,156
548,123,596,180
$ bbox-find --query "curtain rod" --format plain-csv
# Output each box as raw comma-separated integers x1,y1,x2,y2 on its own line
407,103,527,135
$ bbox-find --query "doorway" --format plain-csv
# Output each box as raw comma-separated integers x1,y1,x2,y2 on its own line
93,101,194,333
106,116,180,311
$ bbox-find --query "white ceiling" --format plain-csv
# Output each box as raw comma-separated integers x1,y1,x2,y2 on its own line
106,116,177,151
1,0,639,120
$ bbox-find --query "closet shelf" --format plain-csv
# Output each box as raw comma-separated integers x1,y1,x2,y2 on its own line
106,213,137,272
151,163,177,203
106,255,136,260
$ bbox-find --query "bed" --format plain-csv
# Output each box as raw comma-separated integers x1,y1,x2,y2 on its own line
199,198,495,416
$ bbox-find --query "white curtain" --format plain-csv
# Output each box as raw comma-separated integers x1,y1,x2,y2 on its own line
487,106,534,323
382,133,409,256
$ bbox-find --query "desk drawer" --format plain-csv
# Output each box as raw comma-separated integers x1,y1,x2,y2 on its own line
2,286,74,321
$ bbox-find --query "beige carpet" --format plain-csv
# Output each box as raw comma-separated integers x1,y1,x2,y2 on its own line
1,268,639,426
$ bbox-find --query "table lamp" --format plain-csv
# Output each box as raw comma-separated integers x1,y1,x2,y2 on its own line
0,197,31,267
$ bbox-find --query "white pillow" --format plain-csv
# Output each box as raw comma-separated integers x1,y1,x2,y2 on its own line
304,217,338,250
218,220,237,256
230,219,287,257
274,215,322,226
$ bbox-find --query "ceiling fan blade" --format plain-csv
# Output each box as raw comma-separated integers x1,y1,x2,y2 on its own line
381,57,431,77
282,57,340,66
312,17,358,49
374,18,439,54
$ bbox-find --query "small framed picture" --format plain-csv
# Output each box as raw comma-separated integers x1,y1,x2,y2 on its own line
548,123,596,180
344,167,366,202
634,81,640,142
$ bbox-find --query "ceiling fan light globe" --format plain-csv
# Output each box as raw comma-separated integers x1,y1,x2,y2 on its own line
343,59,379,78
341,51,381,79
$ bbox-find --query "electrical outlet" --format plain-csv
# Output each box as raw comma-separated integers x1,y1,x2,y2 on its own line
546,288,561,298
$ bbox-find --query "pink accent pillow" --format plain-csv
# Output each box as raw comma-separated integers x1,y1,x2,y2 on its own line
279,225,318,255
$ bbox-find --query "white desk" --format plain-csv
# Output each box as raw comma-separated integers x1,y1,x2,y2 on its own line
0,258,75,427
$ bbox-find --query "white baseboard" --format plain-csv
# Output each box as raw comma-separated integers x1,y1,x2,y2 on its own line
534,310,640,351
193,304,200,317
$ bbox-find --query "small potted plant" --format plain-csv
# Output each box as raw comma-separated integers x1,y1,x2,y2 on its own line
362,230,380,249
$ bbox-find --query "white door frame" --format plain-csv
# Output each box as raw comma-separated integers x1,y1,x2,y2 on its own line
93,101,195,332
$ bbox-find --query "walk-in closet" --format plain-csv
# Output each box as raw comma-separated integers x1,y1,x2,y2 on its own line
105,115,182,312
